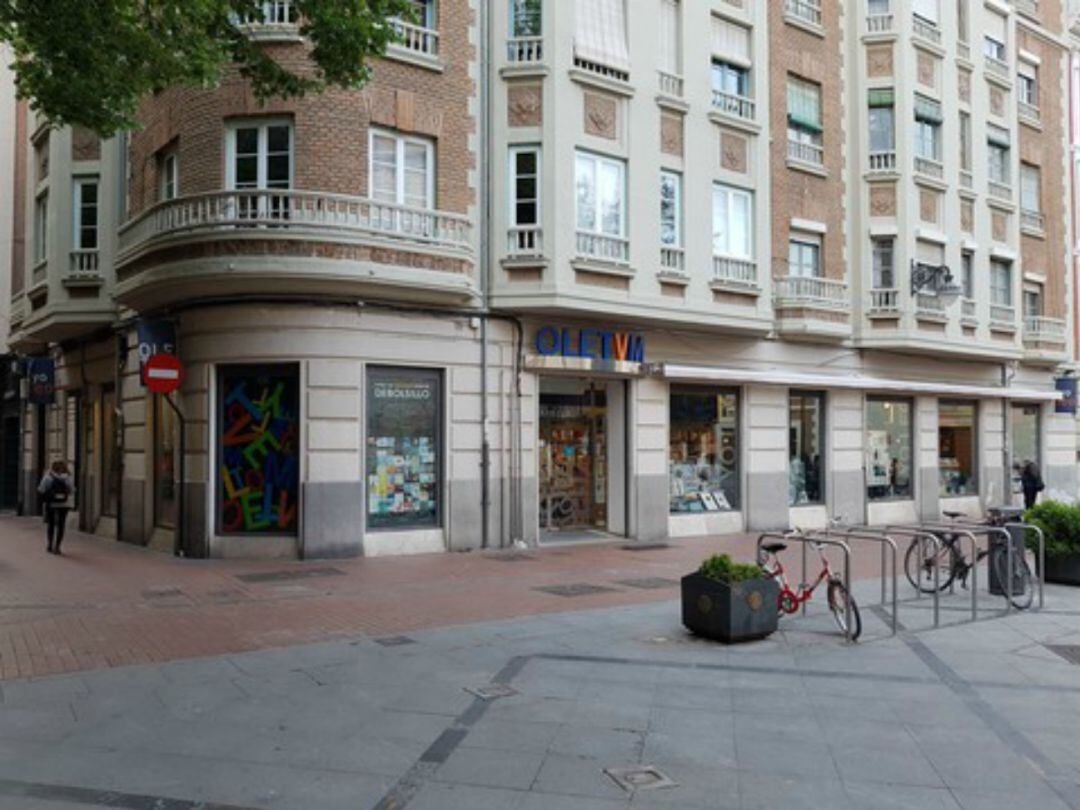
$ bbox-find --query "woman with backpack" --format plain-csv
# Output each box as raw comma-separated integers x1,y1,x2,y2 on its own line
38,460,75,554
1020,460,1045,510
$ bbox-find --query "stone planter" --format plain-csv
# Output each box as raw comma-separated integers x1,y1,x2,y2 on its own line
1042,553,1080,586
681,572,779,643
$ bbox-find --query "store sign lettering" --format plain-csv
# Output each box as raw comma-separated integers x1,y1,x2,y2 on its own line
535,326,645,363
373,382,433,401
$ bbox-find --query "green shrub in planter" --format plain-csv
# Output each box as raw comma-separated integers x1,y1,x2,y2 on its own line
681,553,779,643
1025,500,1080,585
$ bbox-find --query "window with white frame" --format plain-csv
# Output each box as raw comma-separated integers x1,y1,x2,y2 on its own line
987,126,1010,185
158,149,178,202
33,192,47,264
787,76,823,163
984,36,1006,63
1023,285,1043,318
868,89,895,153
711,16,751,108
711,183,752,259
575,151,625,238
660,171,681,248
789,235,822,278
1020,163,1041,215
227,121,292,219
961,250,974,298
872,237,894,289
73,177,99,251
914,95,942,161
509,146,539,227
913,0,938,24
990,259,1012,306
404,0,435,28
510,0,541,37
370,129,435,210
1018,61,1038,109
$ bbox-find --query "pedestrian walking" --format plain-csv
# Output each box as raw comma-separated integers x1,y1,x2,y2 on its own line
1020,460,1044,510
38,460,75,554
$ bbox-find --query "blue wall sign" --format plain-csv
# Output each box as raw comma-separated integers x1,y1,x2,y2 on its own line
26,357,55,405
1055,377,1077,415
534,326,645,364
136,318,177,386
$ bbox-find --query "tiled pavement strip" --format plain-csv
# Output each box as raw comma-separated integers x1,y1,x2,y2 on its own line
2,517,1080,808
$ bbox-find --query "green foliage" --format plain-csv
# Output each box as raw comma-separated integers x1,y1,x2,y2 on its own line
0,0,413,136
1025,500,1080,558
698,553,763,585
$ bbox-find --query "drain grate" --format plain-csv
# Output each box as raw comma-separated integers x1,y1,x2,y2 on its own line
235,567,344,584
533,583,619,598
1045,645,1080,665
374,635,417,647
620,542,671,551
604,765,678,793
616,577,678,590
464,683,518,701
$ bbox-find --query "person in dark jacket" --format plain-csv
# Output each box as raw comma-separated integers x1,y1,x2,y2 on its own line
1020,460,1044,510
37,460,75,554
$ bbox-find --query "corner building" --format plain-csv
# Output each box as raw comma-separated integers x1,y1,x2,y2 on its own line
4,0,1078,558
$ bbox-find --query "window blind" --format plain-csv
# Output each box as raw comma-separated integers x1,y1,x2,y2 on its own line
913,0,939,22
787,78,821,131
712,16,750,66
659,0,679,74
914,95,942,124
987,125,1010,147
575,0,631,74
868,88,894,107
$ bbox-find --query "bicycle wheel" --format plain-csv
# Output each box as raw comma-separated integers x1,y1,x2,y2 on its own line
992,547,1034,610
904,536,957,593
827,579,862,641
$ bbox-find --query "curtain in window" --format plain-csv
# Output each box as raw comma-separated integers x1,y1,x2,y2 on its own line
575,0,630,73
712,16,750,64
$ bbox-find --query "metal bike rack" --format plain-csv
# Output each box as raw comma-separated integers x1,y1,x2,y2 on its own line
817,526,899,637
916,522,1015,615
1004,521,1045,610
883,525,945,628
756,532,855,643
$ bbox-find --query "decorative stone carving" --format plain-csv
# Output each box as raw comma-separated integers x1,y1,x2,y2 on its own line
958,70,971,103
508,83,542,127
660,112,683,156
990,86,1005,117
584,92,617,140
917,51,937,89
71,127,101,162
920,189,940,224
867,45,893,78
869,185,896,217
961,200,974,233
992,211,1008,242
720,131,747,173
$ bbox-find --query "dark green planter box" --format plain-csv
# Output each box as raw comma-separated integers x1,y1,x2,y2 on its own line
681,572,779,643
1043,554,1080,586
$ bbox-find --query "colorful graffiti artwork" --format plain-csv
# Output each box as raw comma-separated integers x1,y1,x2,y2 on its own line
218,365,300,534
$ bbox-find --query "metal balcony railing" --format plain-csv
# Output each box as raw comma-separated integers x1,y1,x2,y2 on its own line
868,288,900,314
1024,316,1066,344
912,15,941,44
868,151,896,173
773,276,849,310
914,156,944,179
984,55,1010,81
390,18,439,57
116,190,473,261
712,255,758,289
784,0,822,26
660,246,685,273
988,181,1013,201
507,225,542,256
1021,210,1044,233
69,249,100,277
507,36,543,63
575,231,629,265
990,304,1016,328
711,90,755,121
658,70,684,98
787,139,824,167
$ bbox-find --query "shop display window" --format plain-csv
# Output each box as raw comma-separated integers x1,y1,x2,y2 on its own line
790,392,824,506
669,388,739,514
939,400,977,496
1010,403,1040,494
154,394,178,528
866,397,913,501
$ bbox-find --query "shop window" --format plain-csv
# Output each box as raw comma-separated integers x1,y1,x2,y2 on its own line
366,366,442,530
1010,403,1040,494
939,400,977,496
154,394,178,528
866,398,913,501
669,387,739,514
217,364,300,535
790,392,824,506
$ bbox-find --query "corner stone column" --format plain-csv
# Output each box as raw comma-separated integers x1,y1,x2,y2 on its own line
1043,404,1077,499
630,377,669,542
744,385,789,531
916,397,940,521
827,391,865,525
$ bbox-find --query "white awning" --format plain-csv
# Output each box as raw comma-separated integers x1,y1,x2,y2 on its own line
574,0,631,73
656,363,1061,401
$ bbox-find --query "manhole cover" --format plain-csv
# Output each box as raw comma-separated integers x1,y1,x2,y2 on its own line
534,583,619,597
464,683,518,700
235,567,344,584
374,635,417,647
620,543,671,551
1046,645,1080,665
604,765,677,793
616,577,678,590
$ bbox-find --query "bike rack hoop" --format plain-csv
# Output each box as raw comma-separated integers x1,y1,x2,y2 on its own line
809,527,898,637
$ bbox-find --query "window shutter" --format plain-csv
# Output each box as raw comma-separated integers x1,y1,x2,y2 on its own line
867,88,894,107
787,79,821,132
914,95,943,124
659,0,679,74
987,125,1011,147
712,16,750,66
575,0,630,74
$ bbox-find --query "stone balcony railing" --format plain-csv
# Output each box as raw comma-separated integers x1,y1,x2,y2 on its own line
787,139,824,167
507,225,542,257
914,156,944,179
506,36,542,64
784,0,822,27
990,304,1016,329
238,0,297,26
912,15,941,44
711,90,755,122
68,249,101,278
1014,0,1039,18
988,181,1013,202
868,288,900,315
773,276,849,310
712,255,758,291
957,40,971,60
1023,316,1066,345
961,298,978,324
116,190,473,263
1021,209,1045,233
657,70,684,99
389,18,439,58
868,151,896,174
866,12,894,33
960,170,973,190
1018,100,1041,124
915,292,948,321
984,55,1010,82
660,246,685,274
575,231,629,265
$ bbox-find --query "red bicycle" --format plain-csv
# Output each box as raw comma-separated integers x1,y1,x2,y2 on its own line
758,539,862,640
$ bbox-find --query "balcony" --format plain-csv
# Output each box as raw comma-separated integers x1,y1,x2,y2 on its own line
961,298,978,325
114,190,475,310
710,90,755,122
867,288,900,316
774,276,848,310
660,246,685,274
1014,0,1039,18
711,255,759,293
914,156,944,180
784,0,822,27
506,36,542,64
989,304,1016,331
389,18,439,59
657,70,684,99
867,151,896,175
236,0,299,35
506,225,543,258
787,139,824,169
66,249,103,288
984,55,1010,83
988,181,1013,202
915,292,948,322
960,170,973,190
575,231,629,266
912,15,941,45
1023,316,1066,361
866,12,894,34
1018,100,1040,125
1020,209,1044,235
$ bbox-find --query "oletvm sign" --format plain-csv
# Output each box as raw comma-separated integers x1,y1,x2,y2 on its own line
136,318,177,386
534,325,645,364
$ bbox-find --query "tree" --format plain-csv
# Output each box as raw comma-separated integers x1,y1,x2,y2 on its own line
0,0,413,137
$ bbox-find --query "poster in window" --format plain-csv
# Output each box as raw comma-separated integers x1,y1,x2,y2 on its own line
217,364,300,535
366,367,441,530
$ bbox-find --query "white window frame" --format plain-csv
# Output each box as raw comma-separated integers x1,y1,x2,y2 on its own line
509,145,540,227
711,183,753,260
990,259,1012,306
225,119,294,190
789,234,822,278
159,149,178,202
872,237,894,289
72,177,99,251
961,250,974,298
660,170,682,248
33,192,48,264
369,127,436,210
1020,164,1040,214
574,150,627,239
988,141,1010,185
510,0,541,37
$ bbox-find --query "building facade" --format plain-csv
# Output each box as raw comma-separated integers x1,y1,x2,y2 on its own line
2,0,1077,558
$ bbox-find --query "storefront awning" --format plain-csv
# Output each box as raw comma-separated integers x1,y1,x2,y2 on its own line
654,363,1061,401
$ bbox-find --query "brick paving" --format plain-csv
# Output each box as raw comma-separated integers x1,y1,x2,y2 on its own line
0,516,887,682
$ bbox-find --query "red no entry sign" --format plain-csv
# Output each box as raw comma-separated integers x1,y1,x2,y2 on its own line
145,353,184,394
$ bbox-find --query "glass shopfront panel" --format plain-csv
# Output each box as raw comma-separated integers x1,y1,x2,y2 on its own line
669,387,739,513
217,364,300,535
939,400,977,496
866,397,913,501
1010,403,1040,494
101,386,119,517
789,391,824,506
154,394,178,528
366,366,442,530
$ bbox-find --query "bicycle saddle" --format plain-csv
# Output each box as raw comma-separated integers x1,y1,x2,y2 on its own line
942,510,965,519
761,542,787,554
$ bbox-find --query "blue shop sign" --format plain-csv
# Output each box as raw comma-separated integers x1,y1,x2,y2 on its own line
136,318,177,386
26,357,55,405
534,326,645,363
1055,376,1077,415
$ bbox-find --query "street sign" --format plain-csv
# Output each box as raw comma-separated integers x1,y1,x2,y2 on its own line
145,353,184,394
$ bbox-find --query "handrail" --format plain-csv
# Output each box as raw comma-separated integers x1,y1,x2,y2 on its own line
817,525,898,637
756,532,854,642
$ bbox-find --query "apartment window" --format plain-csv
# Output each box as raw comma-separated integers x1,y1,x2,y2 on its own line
788,235,821,278
1024,285,1043,318
1020,164,1040,214
370,129,435,209
913,0,938,24
33,192,48,264
789,392,825,506
575,151,626,238
510,0,541,36
509,146,539,227
939,401,977,497
868,0,890,12
866,398,913,501
959,112,972,172
990,259,1012,306
984,36,1006,63
711,16,751,104
73,178,99,251
226,121,292,191
1018,62,1038,108
158,149,178,202
669,387,740,513
987,126,1010,185
660,171,681,247
961,250,974,298
711,184,752,259
34,133,49,183
712,60,750,99
914,95,942,161
574,0,630,79
872,238,894,289
868,89,895,153
787,76,823,162
956,0,969,43
404,0,435,28
659,0,680,76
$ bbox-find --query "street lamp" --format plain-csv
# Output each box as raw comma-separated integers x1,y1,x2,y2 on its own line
910,259,963,303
